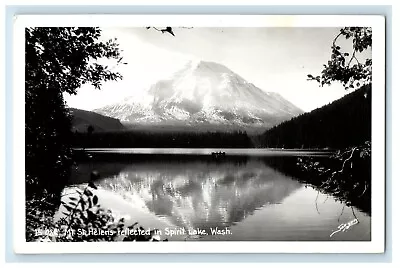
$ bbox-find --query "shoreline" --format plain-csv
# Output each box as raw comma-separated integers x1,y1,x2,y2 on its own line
56,186,187,241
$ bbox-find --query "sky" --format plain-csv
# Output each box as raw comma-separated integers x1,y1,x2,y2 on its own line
64,27,370,112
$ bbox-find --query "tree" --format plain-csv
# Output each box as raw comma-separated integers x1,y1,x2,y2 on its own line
307,27,372,90
87,125,95,135
25,27,124,198
298,27,372,213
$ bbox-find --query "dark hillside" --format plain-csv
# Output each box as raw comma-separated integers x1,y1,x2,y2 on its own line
69,108,125,132
261,84,371,149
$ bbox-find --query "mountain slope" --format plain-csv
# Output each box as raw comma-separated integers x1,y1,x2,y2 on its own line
261,84,371,149
94,60,303,130
69,108,125,132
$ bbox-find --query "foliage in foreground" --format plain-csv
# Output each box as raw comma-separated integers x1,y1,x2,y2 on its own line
296,141,371,214
25,27,124,198
307,27,372,90
297,27,372,215
27,175,166,242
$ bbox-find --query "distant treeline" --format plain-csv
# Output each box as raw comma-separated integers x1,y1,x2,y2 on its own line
261,84,371,149
72,130,253,148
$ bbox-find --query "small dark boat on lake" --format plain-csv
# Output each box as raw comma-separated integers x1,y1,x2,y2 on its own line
211,151,226,158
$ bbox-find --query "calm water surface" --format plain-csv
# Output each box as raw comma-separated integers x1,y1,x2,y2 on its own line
67,148,370,241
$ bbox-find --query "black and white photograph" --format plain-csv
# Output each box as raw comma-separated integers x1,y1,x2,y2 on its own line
17,15,385,253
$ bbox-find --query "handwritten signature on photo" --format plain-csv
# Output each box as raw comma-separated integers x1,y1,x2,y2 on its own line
330,219,359,238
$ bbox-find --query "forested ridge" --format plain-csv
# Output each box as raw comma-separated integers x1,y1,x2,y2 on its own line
72,130,253,148
261,84,371,149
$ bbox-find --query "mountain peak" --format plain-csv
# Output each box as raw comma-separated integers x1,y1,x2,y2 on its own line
192,60,232,73
173,60,234,79
94,60,303,130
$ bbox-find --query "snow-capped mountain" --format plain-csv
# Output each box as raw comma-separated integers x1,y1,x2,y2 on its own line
94,60,303,129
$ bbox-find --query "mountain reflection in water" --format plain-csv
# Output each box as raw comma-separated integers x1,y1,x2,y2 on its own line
68,153,371,241
96,161,301,233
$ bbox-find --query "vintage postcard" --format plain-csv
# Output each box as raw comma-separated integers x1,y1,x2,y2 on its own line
13,14,385,253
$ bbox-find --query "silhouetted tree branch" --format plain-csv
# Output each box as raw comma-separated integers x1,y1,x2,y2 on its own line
307,27,372,90
146,26,175,36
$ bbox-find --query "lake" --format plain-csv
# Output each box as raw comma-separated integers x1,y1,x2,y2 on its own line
66,148,371,241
